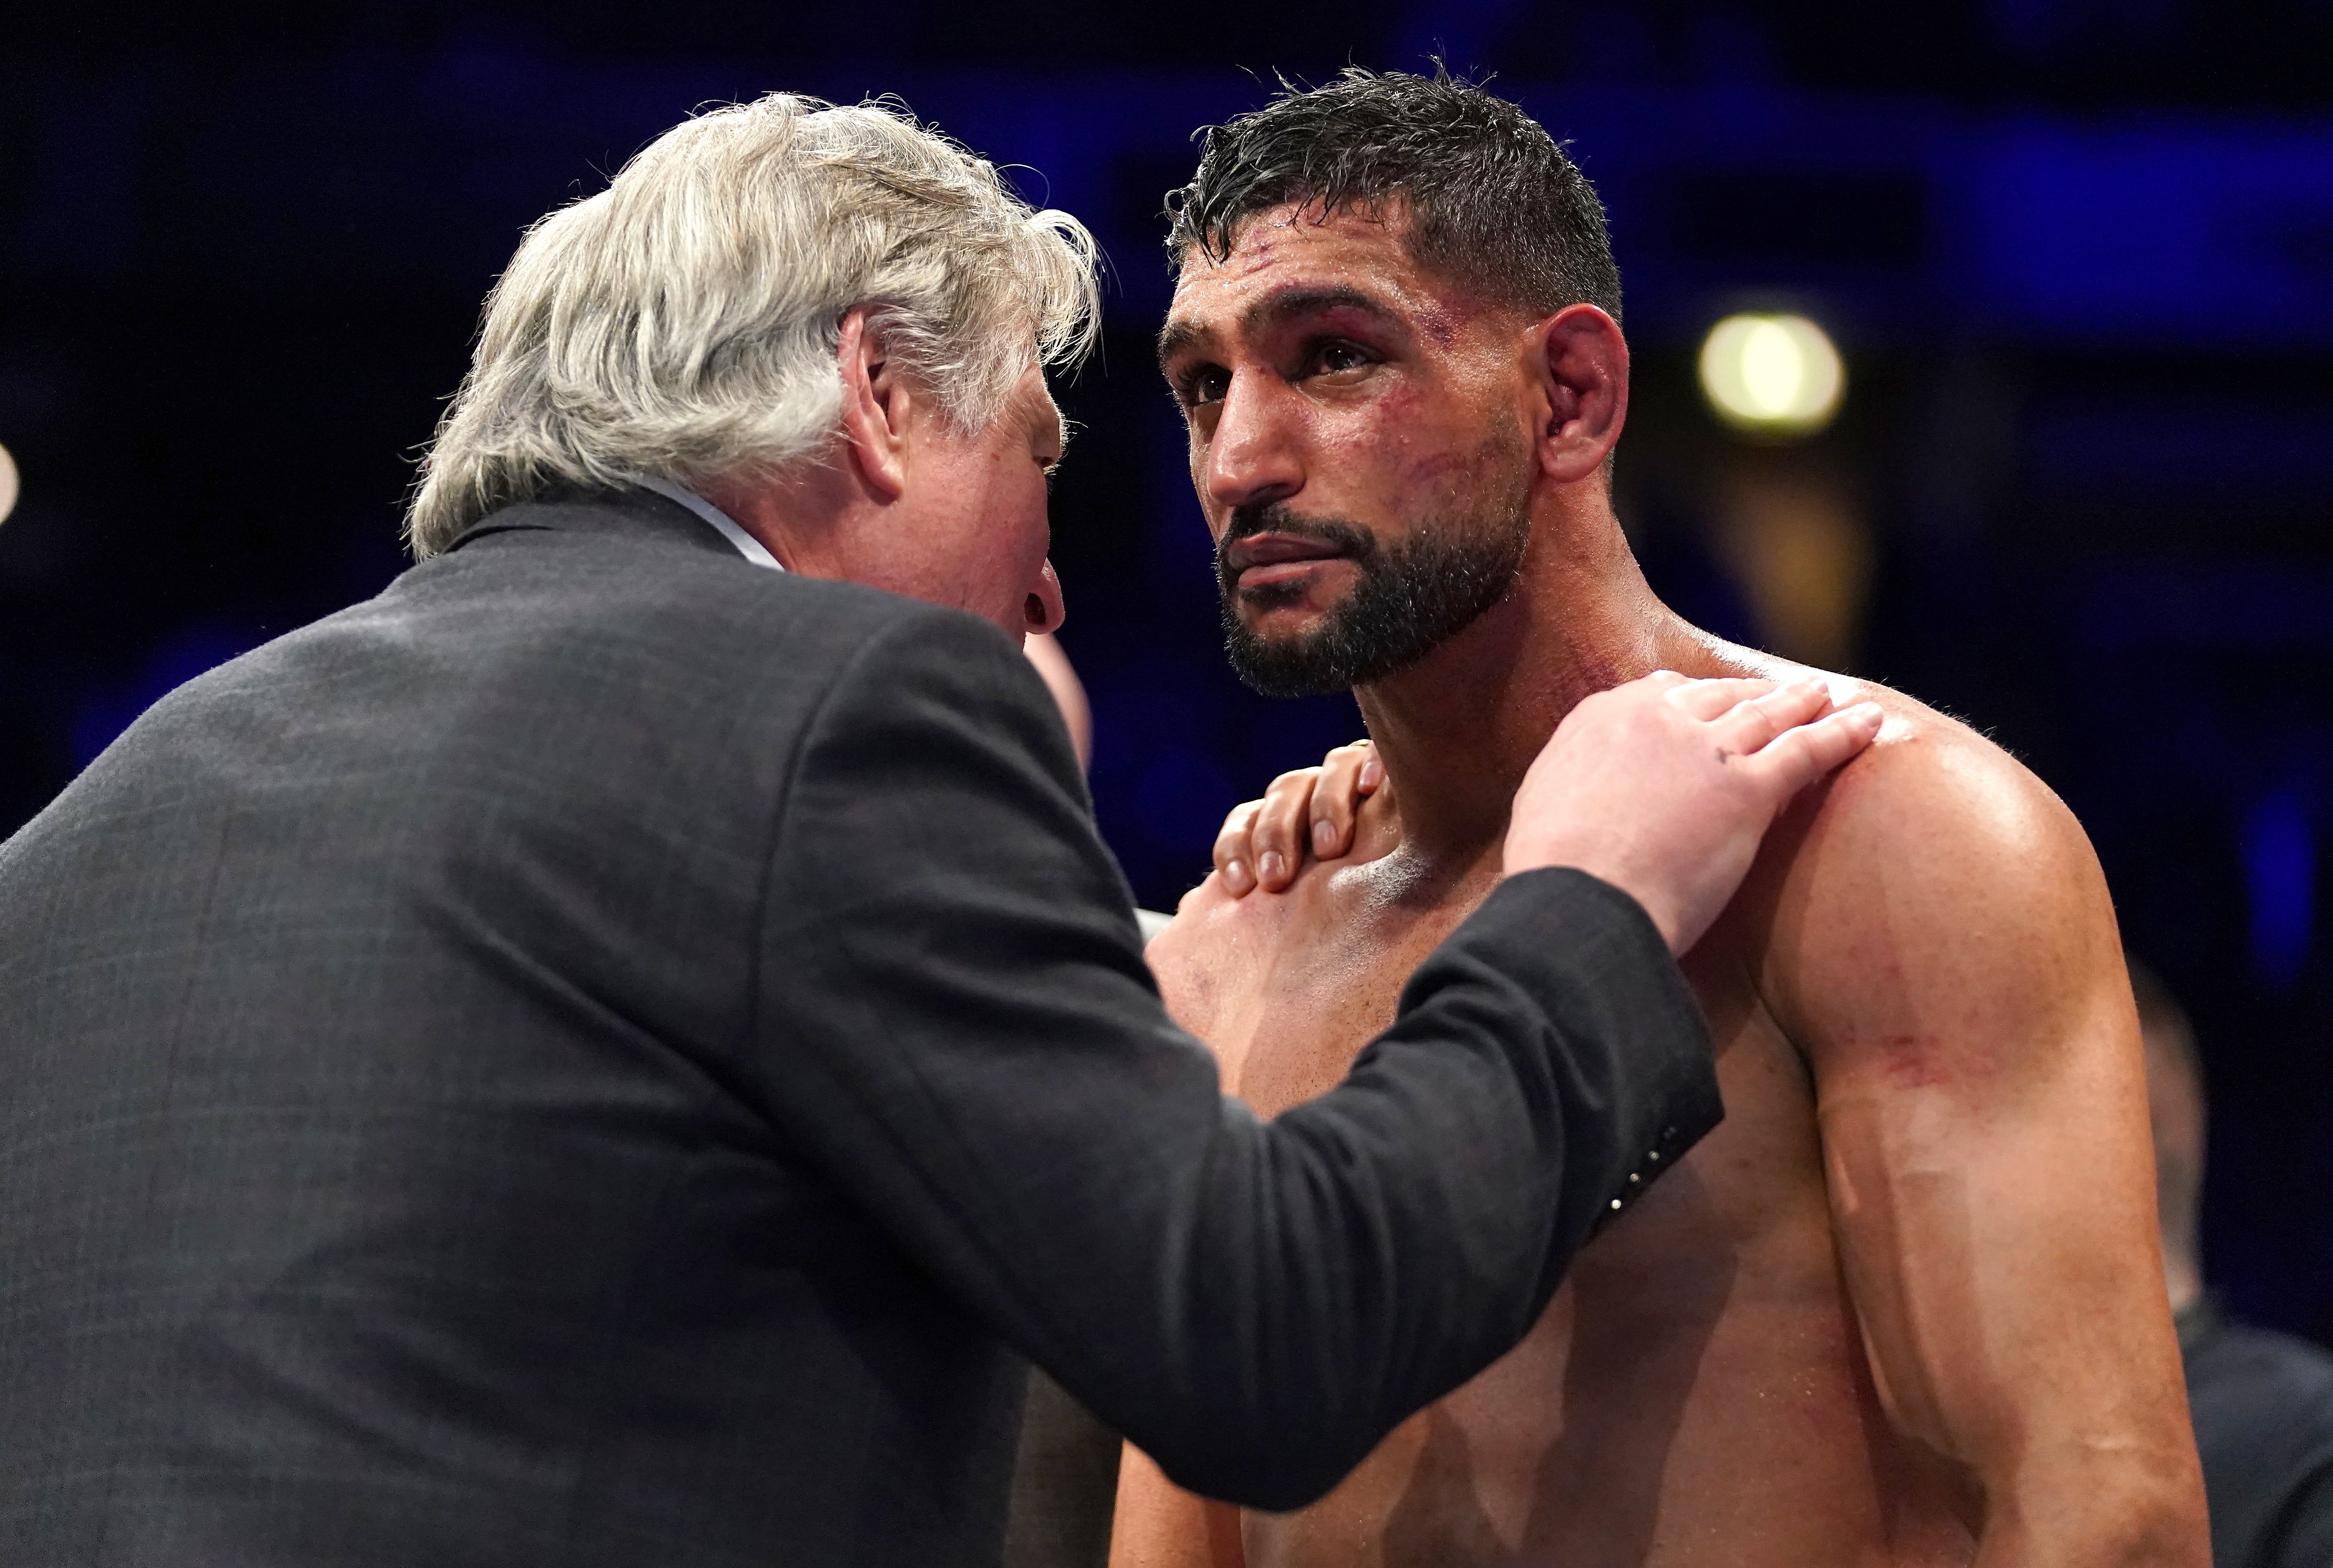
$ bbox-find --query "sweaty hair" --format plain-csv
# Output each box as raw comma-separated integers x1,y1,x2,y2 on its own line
406,93,1098,558
1167,66,1621,326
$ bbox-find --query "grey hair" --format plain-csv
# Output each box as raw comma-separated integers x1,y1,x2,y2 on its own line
405,92,1100,557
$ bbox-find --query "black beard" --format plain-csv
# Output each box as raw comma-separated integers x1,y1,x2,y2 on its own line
1217,495,1532,699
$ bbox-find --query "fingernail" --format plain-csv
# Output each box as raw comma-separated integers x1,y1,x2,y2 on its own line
1313,819,1337,855
1359,756,1384,790
1853,702,1884,723
1224,858,1252,893
1260,851,1286,884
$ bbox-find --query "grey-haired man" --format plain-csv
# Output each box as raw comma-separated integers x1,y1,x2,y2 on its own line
0,93,1873,1567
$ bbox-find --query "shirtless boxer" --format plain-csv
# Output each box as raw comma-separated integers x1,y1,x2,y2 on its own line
1112,70,2206,1566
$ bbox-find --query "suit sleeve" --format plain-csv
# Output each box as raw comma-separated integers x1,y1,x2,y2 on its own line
750,609,1720,1510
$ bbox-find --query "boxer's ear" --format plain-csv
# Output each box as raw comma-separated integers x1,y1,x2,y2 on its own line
1525,304,1629,486
836,307,910,502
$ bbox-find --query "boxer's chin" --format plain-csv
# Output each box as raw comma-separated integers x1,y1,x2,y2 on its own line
1221,590,1464,699
1223,618,1361,699
1219,515,1530,699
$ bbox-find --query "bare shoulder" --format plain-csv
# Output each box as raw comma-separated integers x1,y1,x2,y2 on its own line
1696,648,2085,870
1796,677,2092,882
1732,669,2125,1073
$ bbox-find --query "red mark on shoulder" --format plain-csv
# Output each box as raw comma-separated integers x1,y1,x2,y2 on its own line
1877,1033,1949,1088
1857,1030,2000,1090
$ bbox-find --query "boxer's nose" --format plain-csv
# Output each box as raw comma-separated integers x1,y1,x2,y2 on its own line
1204,378,1305,517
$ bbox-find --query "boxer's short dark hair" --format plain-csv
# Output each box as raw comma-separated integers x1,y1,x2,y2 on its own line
1168,66,1623,326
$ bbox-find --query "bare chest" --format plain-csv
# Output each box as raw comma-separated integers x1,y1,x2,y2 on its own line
1158,867,1468,1120
1150,874,1972,1566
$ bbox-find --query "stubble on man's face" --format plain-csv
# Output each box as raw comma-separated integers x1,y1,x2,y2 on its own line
1217,420,1535,698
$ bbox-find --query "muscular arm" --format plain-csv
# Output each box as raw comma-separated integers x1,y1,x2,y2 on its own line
1766,732,2208,1564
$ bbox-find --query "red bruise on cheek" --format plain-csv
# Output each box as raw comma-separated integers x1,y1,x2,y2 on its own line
1332,380,1424,455
1404,448,1471,487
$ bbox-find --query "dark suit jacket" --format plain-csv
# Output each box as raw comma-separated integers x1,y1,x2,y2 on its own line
2181,1296,2333,1568
0,490,1718,1567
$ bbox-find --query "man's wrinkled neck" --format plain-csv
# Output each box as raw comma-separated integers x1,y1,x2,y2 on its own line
1352,497,1708,872
710,456,869,575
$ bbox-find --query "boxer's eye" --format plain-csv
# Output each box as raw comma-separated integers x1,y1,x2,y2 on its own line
1175,366,1231,408
1307,339,1375,381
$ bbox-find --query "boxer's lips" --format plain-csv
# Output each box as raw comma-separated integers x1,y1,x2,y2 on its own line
1226,534,1355,592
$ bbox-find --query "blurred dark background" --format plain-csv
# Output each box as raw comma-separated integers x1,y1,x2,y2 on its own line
2,3,2328,1332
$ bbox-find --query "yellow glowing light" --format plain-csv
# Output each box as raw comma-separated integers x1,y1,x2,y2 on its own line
1698,313,1845,436
0,443,16,527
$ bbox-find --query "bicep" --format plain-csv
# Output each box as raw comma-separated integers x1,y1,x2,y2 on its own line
1815,990,2162,1463
1775,746,2179,1477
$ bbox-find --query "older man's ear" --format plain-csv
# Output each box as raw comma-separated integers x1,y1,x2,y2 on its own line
833,309,914,503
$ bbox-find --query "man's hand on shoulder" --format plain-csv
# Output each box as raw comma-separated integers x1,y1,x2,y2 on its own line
1206,741,1394,897
1186,675,1880,960
1507,672,1882,955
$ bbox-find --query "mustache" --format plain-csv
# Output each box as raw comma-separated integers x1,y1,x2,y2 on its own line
1215,504,1380,585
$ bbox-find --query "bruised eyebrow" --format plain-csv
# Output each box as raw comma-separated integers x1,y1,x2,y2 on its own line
1157,283,1406,369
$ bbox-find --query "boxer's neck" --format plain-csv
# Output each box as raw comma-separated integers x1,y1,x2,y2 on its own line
1354,502,1728,874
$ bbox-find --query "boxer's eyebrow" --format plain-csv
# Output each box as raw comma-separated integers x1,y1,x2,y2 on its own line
1242,284,1400,338
1156,318,1208,368
1158,284,1402,370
